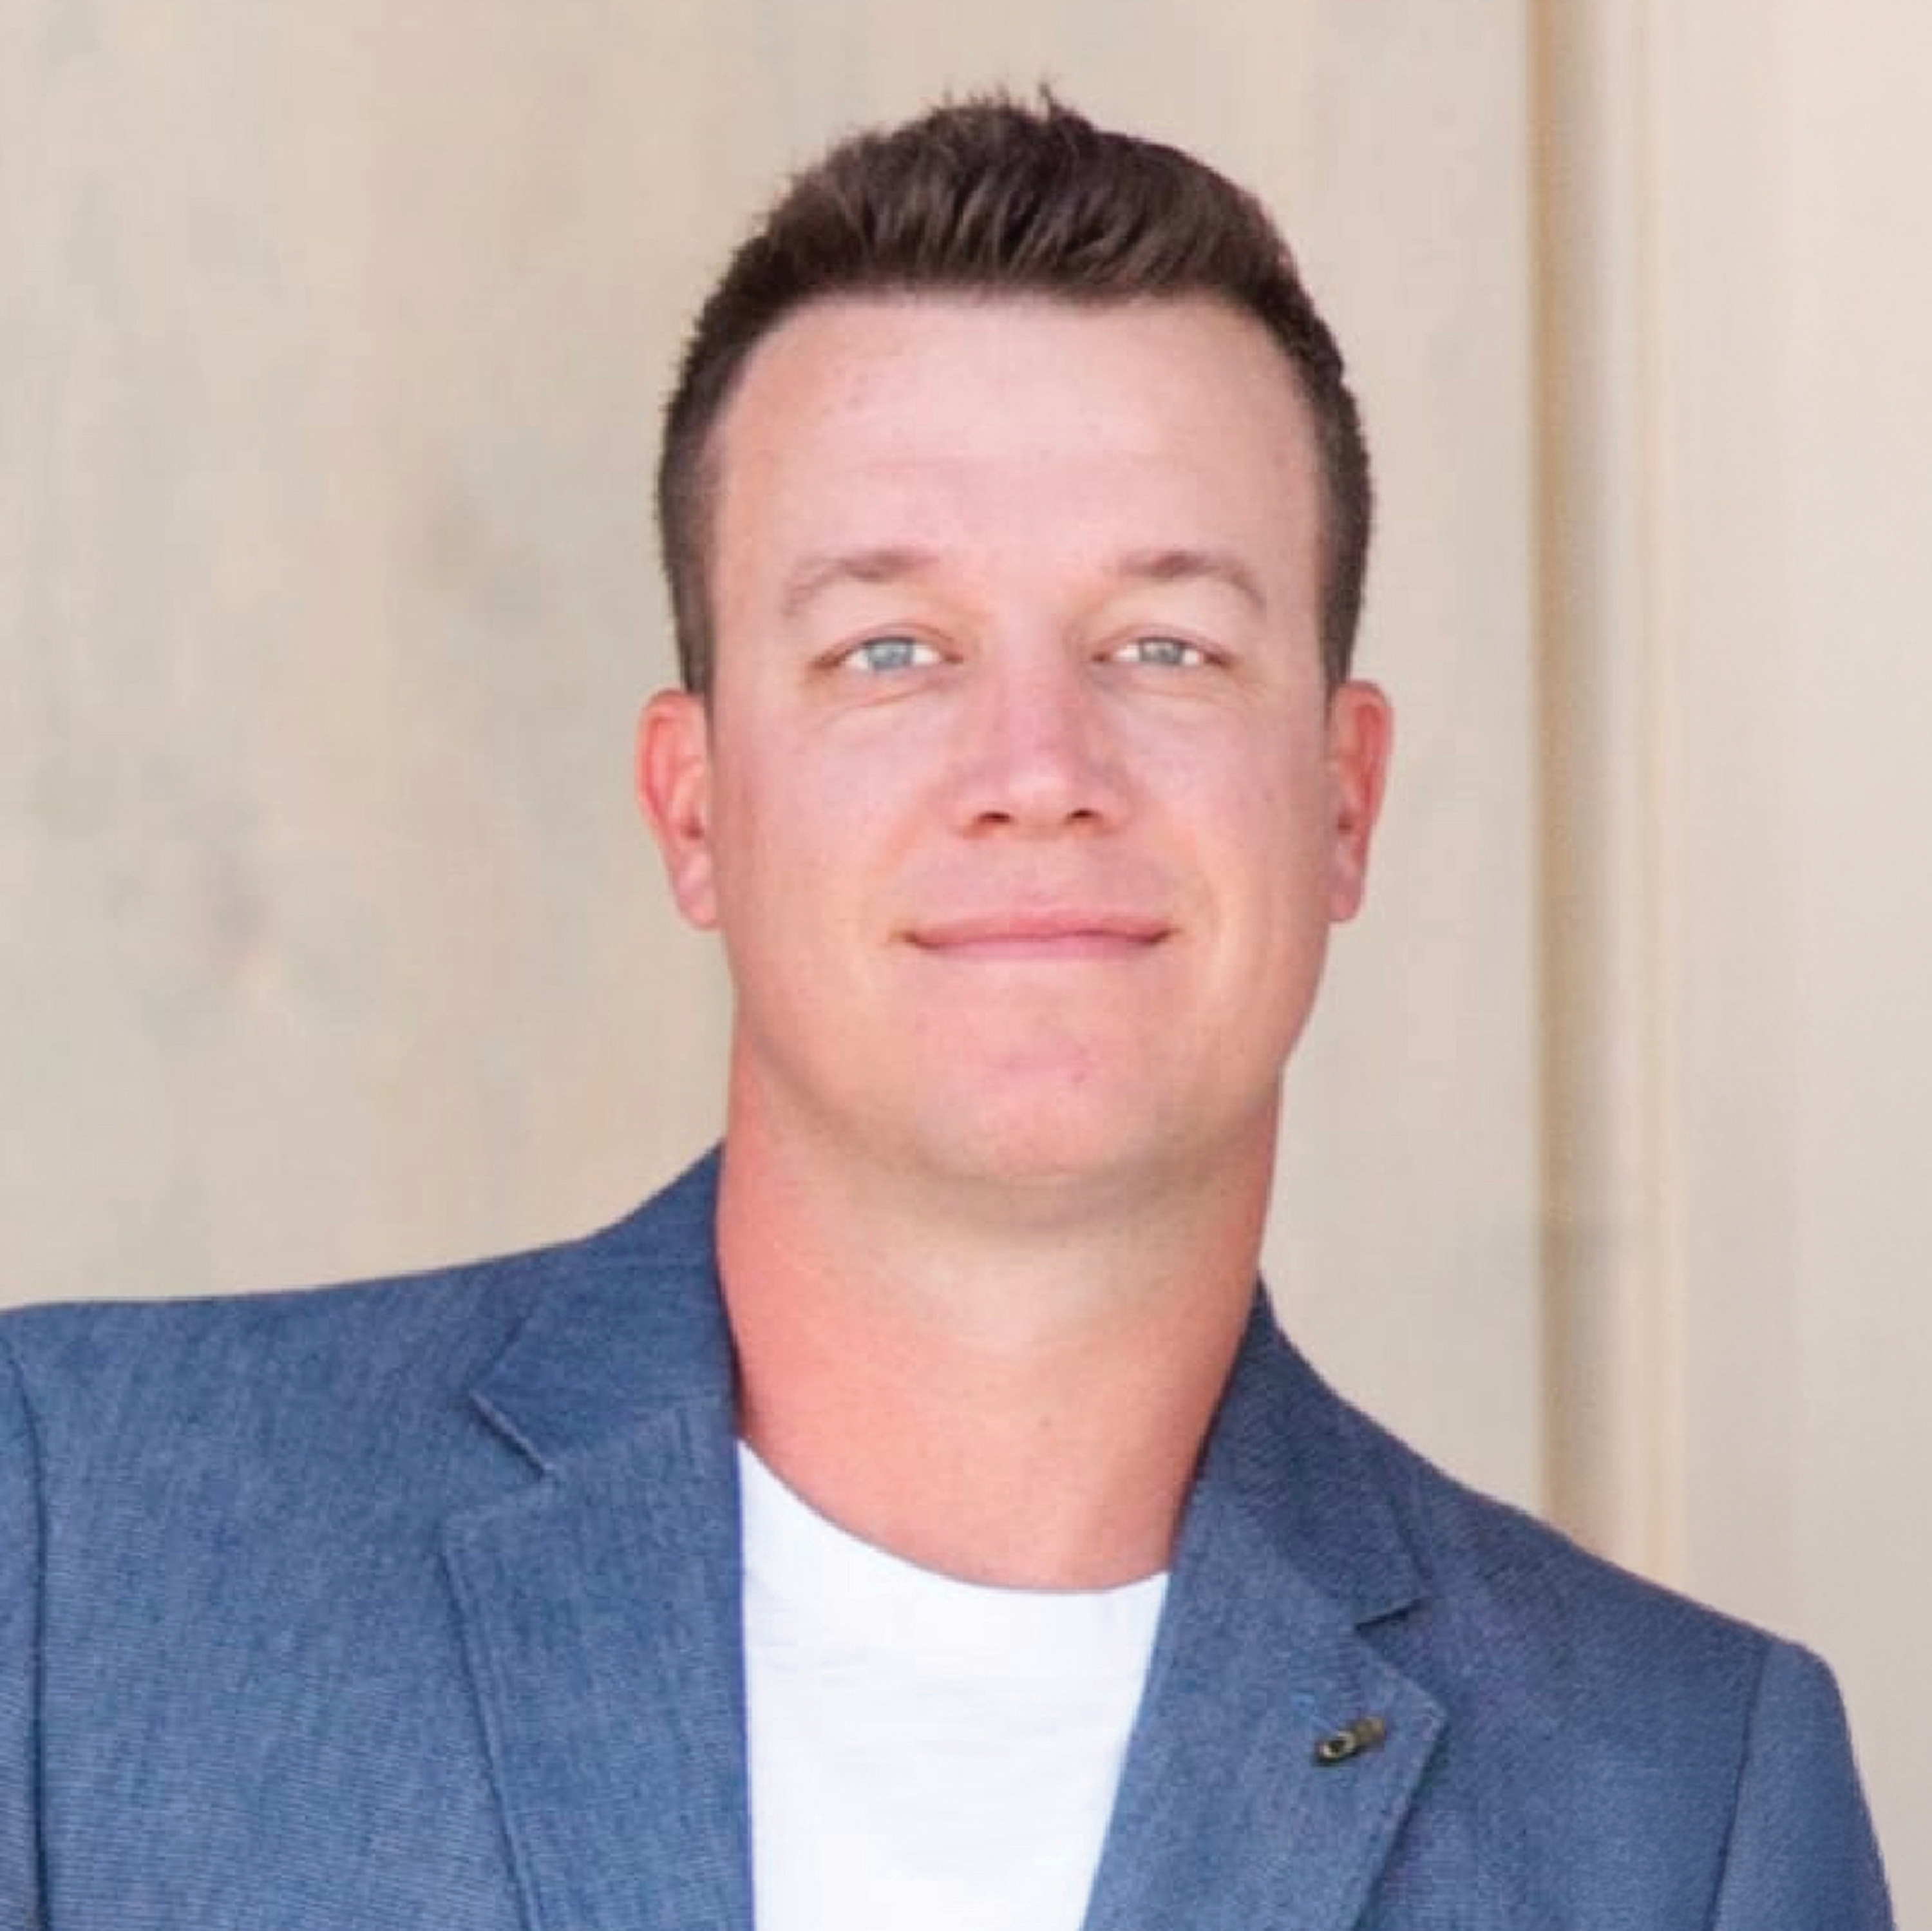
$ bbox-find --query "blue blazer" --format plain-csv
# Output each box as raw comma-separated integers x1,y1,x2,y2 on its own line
1,1154,1890,1927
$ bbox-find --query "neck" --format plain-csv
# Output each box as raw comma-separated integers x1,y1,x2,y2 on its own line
713,1107,1274,1591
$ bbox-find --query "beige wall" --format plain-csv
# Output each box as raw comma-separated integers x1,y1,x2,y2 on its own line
2,0,1924,1912
1538,2,1932,1907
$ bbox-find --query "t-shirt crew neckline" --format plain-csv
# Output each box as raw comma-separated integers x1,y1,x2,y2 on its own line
735,1438,1170,1672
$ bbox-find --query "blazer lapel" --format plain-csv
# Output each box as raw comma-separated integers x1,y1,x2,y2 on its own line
441,1156,755,1931
1082,1305,1446,1931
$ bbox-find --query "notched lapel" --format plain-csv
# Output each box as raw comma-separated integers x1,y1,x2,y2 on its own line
435,1153,748,1929
1081,1499,1443,1931
443,1398,753,1931
1081,1305,1446,1931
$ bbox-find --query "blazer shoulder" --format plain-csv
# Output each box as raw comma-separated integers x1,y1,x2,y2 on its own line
0,1148,722,1407
4,1230,551,1412
0,1150,722,1504
1313,1381,1889,1917
1345,1393,1880,1843
1364,1396,1778,1679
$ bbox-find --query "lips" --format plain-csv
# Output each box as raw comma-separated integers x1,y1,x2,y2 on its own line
905,909,1171,959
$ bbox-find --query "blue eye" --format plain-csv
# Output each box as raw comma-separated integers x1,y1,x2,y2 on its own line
843,636,939,672
1113,636,1208,669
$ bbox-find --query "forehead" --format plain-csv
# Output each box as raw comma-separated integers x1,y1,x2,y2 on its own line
707,293,1324,618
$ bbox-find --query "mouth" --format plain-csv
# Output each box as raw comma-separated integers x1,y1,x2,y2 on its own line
905,911,1172,961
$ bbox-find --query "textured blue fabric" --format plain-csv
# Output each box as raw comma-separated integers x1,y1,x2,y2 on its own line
0,1150,1892,1928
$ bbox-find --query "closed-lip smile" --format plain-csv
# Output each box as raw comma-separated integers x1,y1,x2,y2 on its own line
905,910,1172,959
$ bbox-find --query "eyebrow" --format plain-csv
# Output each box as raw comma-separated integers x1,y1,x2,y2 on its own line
780,547,942,620
776,542,1269,622
1108,547,1268,616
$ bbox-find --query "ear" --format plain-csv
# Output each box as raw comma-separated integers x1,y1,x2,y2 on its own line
636,689,719,929
1323,680,1393,922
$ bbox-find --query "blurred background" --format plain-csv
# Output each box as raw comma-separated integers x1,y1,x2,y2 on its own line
3,0,1926,1911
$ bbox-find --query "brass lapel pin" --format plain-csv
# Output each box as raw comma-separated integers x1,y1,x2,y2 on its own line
1313,1715,1388,1766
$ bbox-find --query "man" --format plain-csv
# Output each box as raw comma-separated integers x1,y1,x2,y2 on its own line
0,96,1890,1928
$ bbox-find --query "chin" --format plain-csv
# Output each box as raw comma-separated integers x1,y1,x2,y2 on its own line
902,1094,1191,1206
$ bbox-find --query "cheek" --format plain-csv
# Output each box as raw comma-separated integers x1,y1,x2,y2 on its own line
1209,724,1329,846
706,737,888,932
1210,752,1338,949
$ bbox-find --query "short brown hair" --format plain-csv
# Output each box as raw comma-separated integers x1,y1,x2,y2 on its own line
656,93,1372,694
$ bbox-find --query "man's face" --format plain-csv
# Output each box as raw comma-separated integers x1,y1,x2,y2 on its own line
640,294,1389,1212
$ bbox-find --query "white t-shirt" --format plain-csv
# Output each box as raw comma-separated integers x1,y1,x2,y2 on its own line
738,1442,1168,1931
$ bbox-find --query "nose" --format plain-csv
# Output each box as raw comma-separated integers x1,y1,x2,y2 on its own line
951,645,1130,836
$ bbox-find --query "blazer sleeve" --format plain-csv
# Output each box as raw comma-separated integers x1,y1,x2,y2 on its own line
1707,1639,1891,1930
0,1331,44,1929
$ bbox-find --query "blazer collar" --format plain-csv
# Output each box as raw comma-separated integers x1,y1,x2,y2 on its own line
466,1150,734,1473
1197,1296,1428,1627
447,1152,1443,1931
